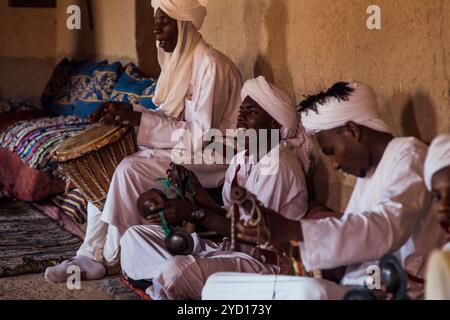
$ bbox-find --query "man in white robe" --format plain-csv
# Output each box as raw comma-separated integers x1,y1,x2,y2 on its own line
202,81,446,300
45,0,242,283
119,76,311,300
423,134,450,300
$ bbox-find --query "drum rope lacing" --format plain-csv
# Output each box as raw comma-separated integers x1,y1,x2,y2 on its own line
56,128,138,211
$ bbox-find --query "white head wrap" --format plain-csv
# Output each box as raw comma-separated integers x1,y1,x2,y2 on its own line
241,76,298,139
151,0,207,29
241,76,315,174
424,133,450,191
151,0,207,119
300,81,391,135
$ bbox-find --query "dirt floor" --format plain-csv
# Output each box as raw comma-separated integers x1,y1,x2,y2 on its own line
0,273,111,300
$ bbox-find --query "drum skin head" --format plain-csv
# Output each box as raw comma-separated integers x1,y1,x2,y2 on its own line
54,124,131,161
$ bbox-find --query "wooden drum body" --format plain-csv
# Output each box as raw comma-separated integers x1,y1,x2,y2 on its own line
54,124,138,211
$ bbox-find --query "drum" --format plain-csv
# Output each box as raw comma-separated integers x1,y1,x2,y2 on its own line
54,124,138,210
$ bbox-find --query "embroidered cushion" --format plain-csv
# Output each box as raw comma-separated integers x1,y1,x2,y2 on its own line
41,58,85,109
109,63,158,110
50,60,123,118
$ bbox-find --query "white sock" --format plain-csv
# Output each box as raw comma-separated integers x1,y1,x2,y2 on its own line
44,255,106,283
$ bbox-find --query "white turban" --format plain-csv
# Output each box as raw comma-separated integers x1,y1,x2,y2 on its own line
241,76,299,139
241,76,316,176
424,133,450,191
300,81,391,135
151,0,207,30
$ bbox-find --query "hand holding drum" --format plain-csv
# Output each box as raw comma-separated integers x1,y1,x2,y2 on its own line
89,101,142,127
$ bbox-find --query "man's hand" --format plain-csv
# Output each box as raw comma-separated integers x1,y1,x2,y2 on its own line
166,165,219,212
236,221,271,245
167,165,202,192
89,101,142,127
146,199,194,225
237,207,304,244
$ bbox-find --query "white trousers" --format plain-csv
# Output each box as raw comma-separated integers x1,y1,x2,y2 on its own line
202,273,352,300
76,150,168,264
120,225,281,300
76,203,121,264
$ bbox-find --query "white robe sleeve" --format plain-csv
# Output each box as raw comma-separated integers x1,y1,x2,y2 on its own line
300,151,429,271
253,162,308,222
133,106,188,149
261,176,308,222
133,59,220,150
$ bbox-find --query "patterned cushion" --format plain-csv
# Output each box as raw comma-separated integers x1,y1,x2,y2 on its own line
110,63,158,110
41,58,85,109
50,61,124,118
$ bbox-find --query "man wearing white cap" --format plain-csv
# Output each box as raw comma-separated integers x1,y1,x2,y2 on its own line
423,134,450,300
203,81,445,300
119,76,312,300
45,0,242,283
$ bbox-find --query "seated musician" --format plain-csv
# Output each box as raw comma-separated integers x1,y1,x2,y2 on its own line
45,0,243,283
202,81,447,300
119,76,312,300
424,134,450,299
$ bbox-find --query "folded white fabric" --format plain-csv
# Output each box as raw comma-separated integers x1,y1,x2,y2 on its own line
424,133,450,190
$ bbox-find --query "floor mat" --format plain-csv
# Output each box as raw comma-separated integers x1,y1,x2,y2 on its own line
0,200,82,277
100,277,151,300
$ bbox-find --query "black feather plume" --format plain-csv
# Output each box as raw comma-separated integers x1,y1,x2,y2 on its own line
297,82,354,115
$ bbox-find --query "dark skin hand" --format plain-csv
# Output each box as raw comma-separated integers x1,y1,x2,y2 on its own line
168,165,227,213
89,101,142,127
236,207,304,245
236,202,348,284
145,196,231,237
146,199,194,225
144,165,231,235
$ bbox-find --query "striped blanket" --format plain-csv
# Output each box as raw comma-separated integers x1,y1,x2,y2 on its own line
0,116,91,233
0,116,91,178
51,189,87,225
